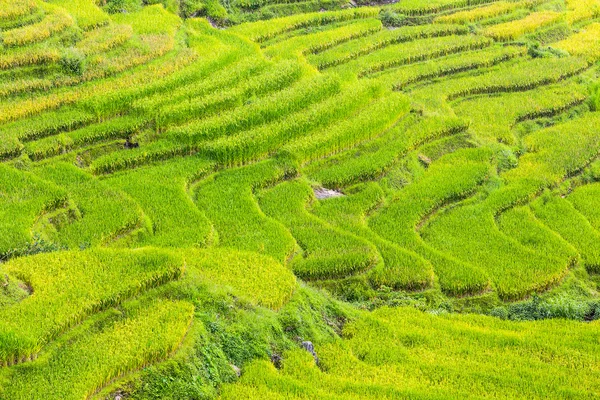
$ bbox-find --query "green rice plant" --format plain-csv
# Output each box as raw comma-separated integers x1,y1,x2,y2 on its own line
414,56,589,114
0,248,184,366
1,33,178,98
369,149,493,295
483,11,563,41
497,206,579,264
24,116,146,160
0,18,216,123
387,0,500,16
249,0,351,20
312,183,435,290
103,156,216,248
422,112,600,299
75,23,133,55
0,4,75,48
258,180,380,280
185,248,296,309
306,116,469,188
132,57,269,114
0,108,95,143
229,7,380,42
567,183,600,232
48,0,110,30
111,3,182,35
194,160,297,264
332,34,493,78
308,24,469,70
279,92,410,164
88,75,340,172
553,23,600,62
0,136,24,160
0,165,67,258
199,81,383,167
0,298,193,399
89,139,189,174
434,1,521,23
78,22,249,117
452,82,587,144
372,45,526,90
33,162,146,249
165,74,341,147
155,59,306,128
223,305,600,398
531,194,600,273
264,18,382,60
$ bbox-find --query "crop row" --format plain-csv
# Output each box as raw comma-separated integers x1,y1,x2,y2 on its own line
33,162,146,249
369,148,493,296
194,160,297,264
104,156,216,248
75,23,134,55
483,11,563,41
198,81,384,167
0,165,67,259
24,116,146,160
2,34,176,98
528,195,600,273
248,0,351,20
564,0,600,24
387,0,501,16
154,59,306,128
335,34,493,78
420,56,589,103
1,297,193,399
1,4,74,48
280,92,410,164
165,74,342,146
373,45,526,90
49,0,110,31
434,1,521,23
308,23,469,69
554,23,600,62
452,82,587,144
0,0,38,22
264,18,382,59
308,115,469,188
312,183,435,290
422,112,600,299
220,307,600,399
229,7,379,42
258,180,379,280
0,248,184,366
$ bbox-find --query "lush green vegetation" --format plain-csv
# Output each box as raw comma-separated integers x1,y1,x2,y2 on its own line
2,0,600,398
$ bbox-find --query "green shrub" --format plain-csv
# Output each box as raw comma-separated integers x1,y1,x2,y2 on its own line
59,48,86,75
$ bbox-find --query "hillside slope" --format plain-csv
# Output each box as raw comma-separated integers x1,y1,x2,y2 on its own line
1,0,600,398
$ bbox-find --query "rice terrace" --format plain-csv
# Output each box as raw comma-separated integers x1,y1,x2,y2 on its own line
2,0,600,398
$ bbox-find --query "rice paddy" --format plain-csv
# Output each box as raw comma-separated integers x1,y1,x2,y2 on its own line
1,0,600,398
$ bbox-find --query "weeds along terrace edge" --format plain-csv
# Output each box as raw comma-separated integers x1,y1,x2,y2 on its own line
1,0,600,399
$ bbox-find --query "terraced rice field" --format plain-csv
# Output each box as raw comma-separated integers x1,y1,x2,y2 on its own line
1,0,600,398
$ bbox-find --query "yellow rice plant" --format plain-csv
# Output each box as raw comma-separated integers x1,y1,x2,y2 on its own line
0,47,61,70
76,23,134,55
554,23,600,62
435,1,520,24
0,0,37,20
565,0,600,24
1,6,75,47
484,11,563,41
